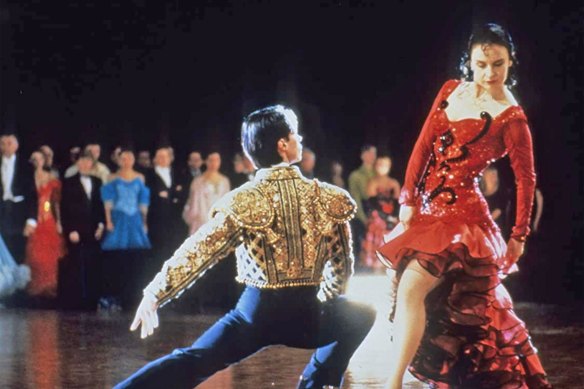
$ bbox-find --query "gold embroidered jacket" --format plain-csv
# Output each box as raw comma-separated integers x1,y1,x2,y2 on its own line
145,165,357,307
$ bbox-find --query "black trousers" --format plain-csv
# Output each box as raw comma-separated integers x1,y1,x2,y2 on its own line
58,241,102,309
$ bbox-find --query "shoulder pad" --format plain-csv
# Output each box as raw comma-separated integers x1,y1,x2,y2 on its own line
315,180,357,223
211,184,274,230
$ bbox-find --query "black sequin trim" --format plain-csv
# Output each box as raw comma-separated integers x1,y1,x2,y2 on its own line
421,111,493,207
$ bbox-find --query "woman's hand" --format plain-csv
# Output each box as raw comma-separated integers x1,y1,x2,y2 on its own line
130,292,160,339
503,238,525,271
106,221,114,231
398,205,415,229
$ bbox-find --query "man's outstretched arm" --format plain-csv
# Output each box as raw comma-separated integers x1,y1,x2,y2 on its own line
130,211,244,338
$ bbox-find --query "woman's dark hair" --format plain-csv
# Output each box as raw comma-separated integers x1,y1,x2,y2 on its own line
241,105,298,168
119,147,135,155
459,23,519,88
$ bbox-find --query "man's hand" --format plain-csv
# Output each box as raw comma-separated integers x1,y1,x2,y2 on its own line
130,292,160,339
69,231,80,244
94,224,104,240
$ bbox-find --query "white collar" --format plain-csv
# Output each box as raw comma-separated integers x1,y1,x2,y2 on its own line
1,154,16,164
155,165,171,173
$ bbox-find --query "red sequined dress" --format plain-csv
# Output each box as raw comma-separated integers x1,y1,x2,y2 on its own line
377,80,551,388
25,178,66,297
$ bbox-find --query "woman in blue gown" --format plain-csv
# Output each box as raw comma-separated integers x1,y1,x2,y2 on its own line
99,149,151,310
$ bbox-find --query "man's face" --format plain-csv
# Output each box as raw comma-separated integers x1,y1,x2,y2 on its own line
233,158,244,174
243,156,255,172
154,149,172,168
283,130,303,165
137,151,151,168
86,144,101,160
77,157,93,175
0,135,19,157
361,147,377,166
188,152,203,169
300,150,315,172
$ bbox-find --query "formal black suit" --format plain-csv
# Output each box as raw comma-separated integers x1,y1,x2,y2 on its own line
145,167,188,274
59,173,105,309
0,155,37,264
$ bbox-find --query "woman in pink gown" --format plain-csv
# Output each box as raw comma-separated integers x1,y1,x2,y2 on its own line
183,152,230,235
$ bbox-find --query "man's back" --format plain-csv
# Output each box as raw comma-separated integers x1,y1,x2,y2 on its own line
216,165,355,290
145,165,356,306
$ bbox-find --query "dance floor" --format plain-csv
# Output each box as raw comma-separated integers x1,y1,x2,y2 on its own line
1,274,582,388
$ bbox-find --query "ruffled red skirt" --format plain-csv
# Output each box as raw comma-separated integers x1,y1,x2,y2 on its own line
377,218,552,388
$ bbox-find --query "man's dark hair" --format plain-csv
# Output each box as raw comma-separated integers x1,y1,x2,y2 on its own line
241,105,298,168
360,144,376,154
78,150,94,160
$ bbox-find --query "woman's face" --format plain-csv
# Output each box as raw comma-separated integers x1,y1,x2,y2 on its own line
30,151,46,169
119,151,135,169
483,168,499,191
39,145,54,166
374,157,391,176
470,43,512,93
206,153,222,172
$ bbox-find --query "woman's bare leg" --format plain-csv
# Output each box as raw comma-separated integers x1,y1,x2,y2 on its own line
385,260,441,389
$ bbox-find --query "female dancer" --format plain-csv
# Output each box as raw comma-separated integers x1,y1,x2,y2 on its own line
378,24,552,388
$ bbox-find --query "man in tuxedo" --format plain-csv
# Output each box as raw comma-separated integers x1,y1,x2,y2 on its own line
146,147,187,274
0,133,37,264
60,152,105,309
184,151,203,181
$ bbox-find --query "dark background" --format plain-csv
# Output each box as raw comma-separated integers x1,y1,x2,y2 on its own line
1,0,582,303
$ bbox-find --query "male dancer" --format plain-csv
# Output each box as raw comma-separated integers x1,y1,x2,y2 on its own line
115,105,376,389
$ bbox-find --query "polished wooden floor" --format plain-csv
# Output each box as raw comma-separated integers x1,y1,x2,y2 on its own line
1,275,582,389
